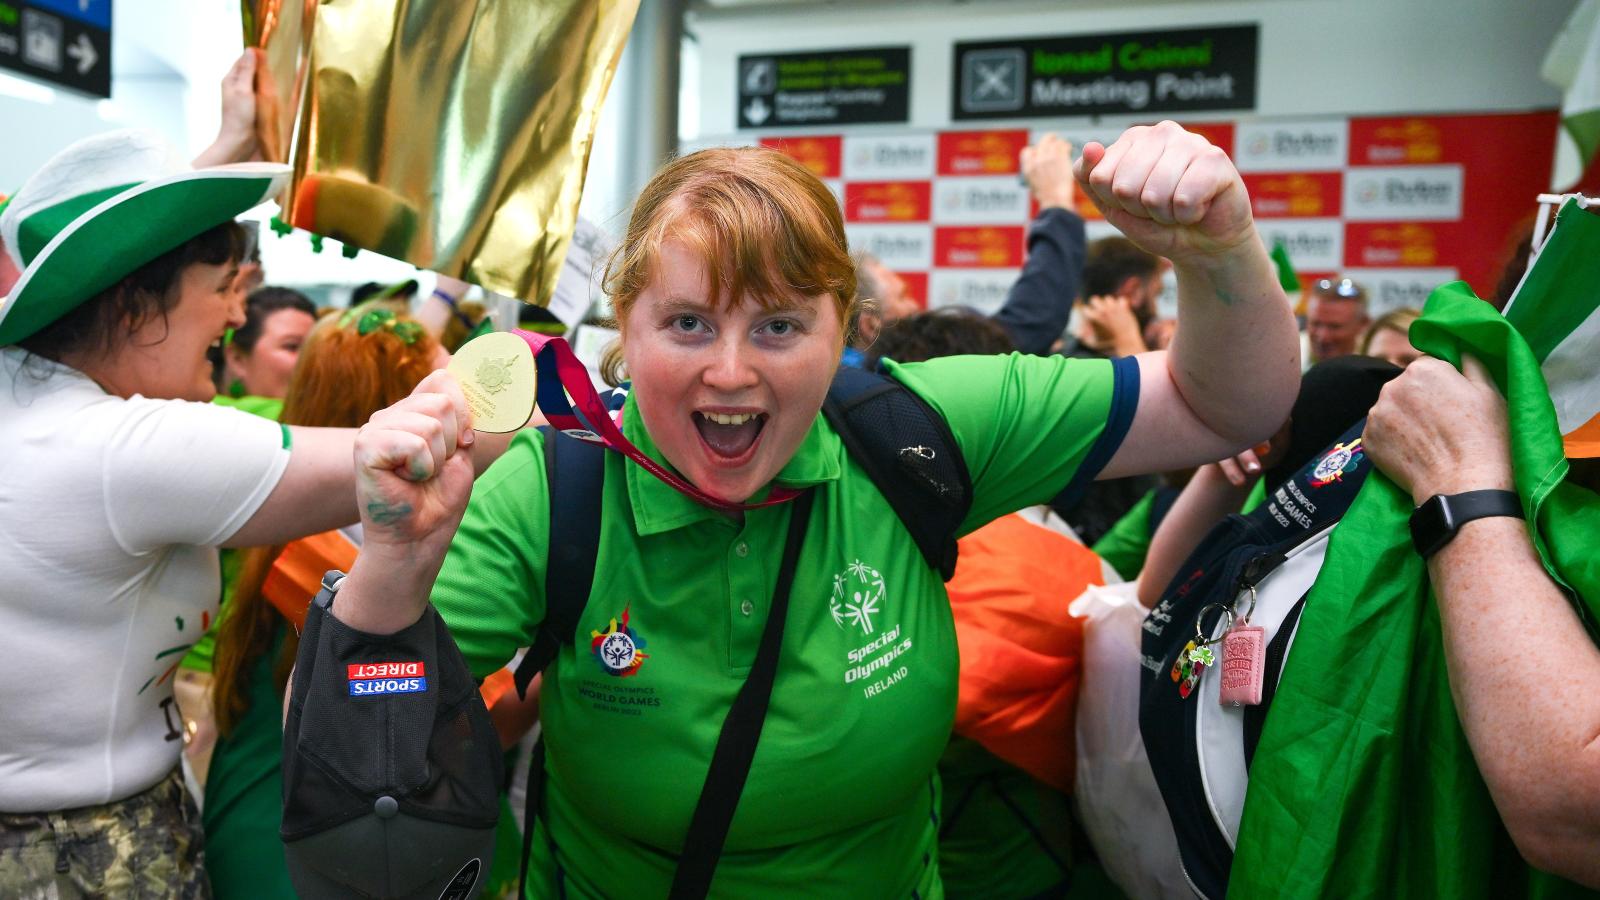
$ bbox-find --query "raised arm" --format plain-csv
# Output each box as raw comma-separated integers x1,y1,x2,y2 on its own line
222,371,507,548
416,274,473,340
1365,356,1600,887
990,134,1085,354
1081,122,1300,480
316,369,478,634
1135,441,1281,608
192,50,267,168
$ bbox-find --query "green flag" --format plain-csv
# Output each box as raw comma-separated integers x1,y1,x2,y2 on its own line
1229,281,1600,898
1269,240,1300,293
1503,200,1600,458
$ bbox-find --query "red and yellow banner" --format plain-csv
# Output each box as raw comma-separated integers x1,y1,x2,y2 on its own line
935,226,1025,268
760,135,843,179
938,129,1029,176
897,271,929,309
1243,172,1342,218
845,181,931,222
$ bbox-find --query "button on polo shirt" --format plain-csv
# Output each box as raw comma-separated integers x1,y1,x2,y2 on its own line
432,352,1137,899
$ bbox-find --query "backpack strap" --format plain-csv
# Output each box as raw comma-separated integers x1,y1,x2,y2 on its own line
1243,592,1309,770
823,365,972,581
513,427,606,698
516,425,606,897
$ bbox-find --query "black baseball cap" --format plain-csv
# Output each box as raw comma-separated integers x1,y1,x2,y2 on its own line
1262,354,1403,489
281,580,505,899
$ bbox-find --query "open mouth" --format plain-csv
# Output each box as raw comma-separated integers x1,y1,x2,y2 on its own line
693,411,768,465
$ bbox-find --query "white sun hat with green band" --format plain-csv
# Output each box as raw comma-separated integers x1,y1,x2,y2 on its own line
0,129,290,346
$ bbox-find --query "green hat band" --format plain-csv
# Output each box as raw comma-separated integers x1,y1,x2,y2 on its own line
16,183,137,266
0,173,279,346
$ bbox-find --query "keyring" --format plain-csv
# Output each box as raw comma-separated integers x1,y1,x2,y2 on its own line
1193,603,1235,646
1235,584,1258,624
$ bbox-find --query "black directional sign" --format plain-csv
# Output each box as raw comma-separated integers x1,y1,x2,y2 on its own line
0,0,112,99
738,46,910,130
953,25,1257,121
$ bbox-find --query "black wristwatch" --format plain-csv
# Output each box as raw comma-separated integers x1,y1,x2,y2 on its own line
1409,490,1522,559
312,569,347,611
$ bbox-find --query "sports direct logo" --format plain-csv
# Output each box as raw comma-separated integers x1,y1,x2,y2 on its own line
347,661,428,698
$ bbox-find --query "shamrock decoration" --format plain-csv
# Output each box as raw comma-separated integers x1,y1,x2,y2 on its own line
353,307,424,345
356,308,397,336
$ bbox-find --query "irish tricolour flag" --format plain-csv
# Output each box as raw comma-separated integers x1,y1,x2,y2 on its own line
1504,198,1600,458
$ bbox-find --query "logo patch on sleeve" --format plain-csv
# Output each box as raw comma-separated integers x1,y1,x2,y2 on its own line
347,661,428,697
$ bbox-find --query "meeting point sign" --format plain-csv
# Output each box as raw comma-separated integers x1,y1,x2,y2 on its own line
953,25,1257,121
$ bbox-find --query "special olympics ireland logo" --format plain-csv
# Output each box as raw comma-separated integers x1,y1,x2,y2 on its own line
830,559,886,635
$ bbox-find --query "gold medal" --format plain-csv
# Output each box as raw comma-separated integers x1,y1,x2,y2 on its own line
447,332,537,433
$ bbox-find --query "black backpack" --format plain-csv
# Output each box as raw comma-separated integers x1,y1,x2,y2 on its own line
510,364,989,897
1138,420,1375,900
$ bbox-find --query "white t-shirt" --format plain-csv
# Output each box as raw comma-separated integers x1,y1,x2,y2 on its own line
0,347,290,810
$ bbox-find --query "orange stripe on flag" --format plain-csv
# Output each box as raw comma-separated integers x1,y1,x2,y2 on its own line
479,668,517,710
1563,410,1600,459
261,531,360,630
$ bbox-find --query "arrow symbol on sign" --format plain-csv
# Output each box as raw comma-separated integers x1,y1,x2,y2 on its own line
67,34,96,76
744,96,770,126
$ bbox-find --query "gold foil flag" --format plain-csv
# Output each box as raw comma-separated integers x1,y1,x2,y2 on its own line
245,0,638,306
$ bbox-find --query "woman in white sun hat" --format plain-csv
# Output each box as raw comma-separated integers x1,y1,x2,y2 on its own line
0,130,483,895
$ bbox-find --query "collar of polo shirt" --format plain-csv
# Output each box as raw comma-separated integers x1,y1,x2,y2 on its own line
620,393,842,534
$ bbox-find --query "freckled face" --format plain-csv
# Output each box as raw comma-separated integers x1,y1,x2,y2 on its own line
621,242,843,504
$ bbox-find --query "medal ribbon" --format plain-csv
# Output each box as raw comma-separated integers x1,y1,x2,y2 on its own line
511,329,801,512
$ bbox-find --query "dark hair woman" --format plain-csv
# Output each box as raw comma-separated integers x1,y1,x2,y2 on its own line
213,286,319,414
0,129,493,895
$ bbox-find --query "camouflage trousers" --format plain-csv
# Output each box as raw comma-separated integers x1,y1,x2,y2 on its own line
0,768,209,899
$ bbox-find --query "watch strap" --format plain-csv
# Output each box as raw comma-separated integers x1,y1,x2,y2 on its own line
312,569,347,612
1410,489,1522,558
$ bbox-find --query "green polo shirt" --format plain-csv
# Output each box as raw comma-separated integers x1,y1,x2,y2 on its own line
431,352,1138,899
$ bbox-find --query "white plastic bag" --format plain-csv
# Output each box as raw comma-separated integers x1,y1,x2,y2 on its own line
1070,581,1192,900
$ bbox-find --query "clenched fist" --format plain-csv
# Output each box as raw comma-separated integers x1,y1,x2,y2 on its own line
1020,133,1076,211
1074,120,1255,262
353,369,476,556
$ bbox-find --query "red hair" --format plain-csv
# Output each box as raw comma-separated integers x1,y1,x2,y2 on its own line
600,147,857,383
